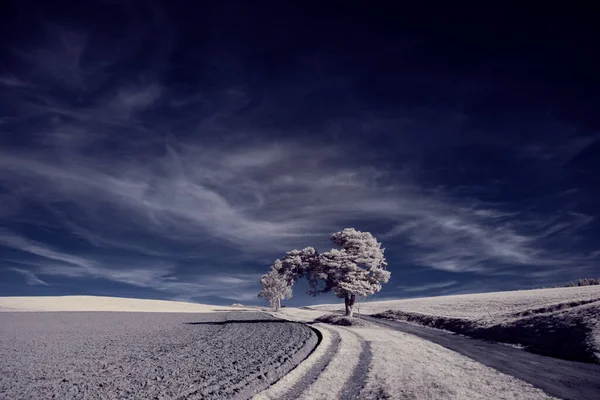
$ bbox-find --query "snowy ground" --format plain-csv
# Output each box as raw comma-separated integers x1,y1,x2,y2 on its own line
1,294,588,399
0,295,243,312
0,311,317,400
313,286,600,363
312,286,600,319
254,307,555,400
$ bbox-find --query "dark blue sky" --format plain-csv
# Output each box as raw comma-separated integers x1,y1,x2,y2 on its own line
1,2,598,305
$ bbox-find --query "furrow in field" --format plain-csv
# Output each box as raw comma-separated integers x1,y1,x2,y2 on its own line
0,311,318,400
179,316,318,400
338,330,372,400
296,326,363,400
253,326,340,400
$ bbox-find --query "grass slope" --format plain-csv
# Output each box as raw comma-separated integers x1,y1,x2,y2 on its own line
313,286,600,363
0,295,237,312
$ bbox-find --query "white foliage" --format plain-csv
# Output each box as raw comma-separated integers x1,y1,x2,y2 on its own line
277,247,321,289
259,228,391,314
320,228,390,299
258,260,292,307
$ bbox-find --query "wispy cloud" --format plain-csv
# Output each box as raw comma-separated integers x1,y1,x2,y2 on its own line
520,134,600,164
398,280,458,292
9,267,49,286
0,230,96,272
0,231,261,301
0,75,31,88
108,83,162,117
0,137,596,278
0,10,598,301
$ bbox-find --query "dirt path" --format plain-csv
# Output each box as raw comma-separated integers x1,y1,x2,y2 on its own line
338,332,372,400
362,314,600,400
259,308,557,400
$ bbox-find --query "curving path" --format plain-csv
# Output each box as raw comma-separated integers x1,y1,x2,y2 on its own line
362,314,600,400
254,323,372,400
259,308,560,400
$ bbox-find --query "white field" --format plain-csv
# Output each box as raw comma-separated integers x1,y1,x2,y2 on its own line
256,307,555,400
312,285,600,321
0,295,558,398
0,295,242,312
355,326,554,400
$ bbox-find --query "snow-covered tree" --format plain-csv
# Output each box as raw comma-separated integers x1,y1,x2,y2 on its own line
258,228,390,317
278,247,320,286
318,228,390,317
258,260,292,310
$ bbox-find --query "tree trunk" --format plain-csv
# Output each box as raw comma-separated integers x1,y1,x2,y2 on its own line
276,298,281,310
344,294,356,317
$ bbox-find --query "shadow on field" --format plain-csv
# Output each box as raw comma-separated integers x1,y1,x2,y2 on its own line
374,302,600,364
209,309,270,312
185,319,297,325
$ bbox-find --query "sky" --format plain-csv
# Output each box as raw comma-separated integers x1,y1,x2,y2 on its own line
0,2,599,306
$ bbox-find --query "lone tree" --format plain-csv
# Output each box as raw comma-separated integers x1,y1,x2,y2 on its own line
318,228,390,317
258,228,390,317
258,260,292,310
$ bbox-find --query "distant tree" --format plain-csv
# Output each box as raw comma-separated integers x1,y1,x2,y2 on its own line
258,260,292,310
259,228,390,317
563,278,600,287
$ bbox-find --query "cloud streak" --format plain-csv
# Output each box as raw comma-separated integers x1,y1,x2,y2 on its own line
9,267,49,286
1,6,598,303
398,280,458,292
0,231,261,302
0,135,595,278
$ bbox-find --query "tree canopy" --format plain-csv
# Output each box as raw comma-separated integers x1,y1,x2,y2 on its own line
258,228,390,316
258,260,292,309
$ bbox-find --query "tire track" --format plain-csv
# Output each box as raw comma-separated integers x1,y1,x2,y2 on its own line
339,330,372,400
297,326,363,400
281,328,341,400
253,327,341,400
256,311,373,400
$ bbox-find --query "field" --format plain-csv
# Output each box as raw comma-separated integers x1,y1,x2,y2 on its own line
0,295,558,400
0,311,316,400
313,286,600,363
2,292,598,399
0,295,239,313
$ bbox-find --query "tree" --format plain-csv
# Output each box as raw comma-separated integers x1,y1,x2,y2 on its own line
278,247,323,295
258,228,390,317
258,260,292,310
318,228,390,317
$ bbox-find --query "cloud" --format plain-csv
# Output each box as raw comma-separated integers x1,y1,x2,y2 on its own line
0,230,96,272
398,280,457,292
109,83,162,117
0,134,596,279
0,231,261,301
15,27,88,89
0,75,31,88
9,267,49,286
519,133,600,164
0,13,597,291
382,203,597,274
